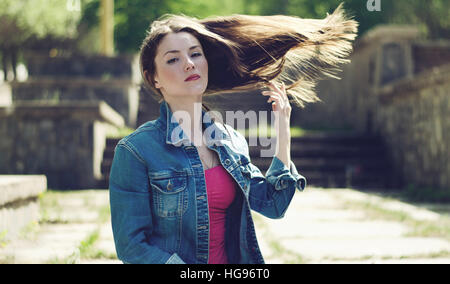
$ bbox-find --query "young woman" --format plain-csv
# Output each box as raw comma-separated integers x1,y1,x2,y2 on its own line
109,4,357,264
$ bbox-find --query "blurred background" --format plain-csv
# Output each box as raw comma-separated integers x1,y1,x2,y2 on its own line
0,0,449,264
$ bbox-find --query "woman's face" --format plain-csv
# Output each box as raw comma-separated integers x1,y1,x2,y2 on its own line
152,32,208,100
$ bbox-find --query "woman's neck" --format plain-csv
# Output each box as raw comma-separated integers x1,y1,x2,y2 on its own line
165,98,205,147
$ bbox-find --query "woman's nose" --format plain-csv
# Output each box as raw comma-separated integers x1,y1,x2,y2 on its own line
184,58,195,71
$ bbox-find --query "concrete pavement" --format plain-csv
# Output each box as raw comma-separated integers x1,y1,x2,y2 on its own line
1,188,449,264
254,188,450,264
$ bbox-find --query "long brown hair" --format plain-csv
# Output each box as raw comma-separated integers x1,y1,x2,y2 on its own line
139,3,358,108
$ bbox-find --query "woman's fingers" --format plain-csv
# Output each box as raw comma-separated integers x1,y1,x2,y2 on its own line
268,81,282,94
281,82,289,102
262,90,282,101
266,95,280,103
262,92,283,104
267,81,289,102
262,81,292,114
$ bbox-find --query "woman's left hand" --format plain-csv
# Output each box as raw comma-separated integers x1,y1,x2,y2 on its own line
262,81,292,123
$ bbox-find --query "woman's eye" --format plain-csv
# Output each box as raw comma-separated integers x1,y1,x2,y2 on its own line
167,53,201,64
167,58,178,64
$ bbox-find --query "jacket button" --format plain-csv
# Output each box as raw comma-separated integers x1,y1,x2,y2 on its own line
225,159,231,165
167,182,173,190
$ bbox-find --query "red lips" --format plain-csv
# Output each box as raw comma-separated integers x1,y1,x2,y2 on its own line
185,74,201,81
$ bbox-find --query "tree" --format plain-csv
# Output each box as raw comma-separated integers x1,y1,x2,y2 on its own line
80,0,249,54
0,0,84,80
240,0,449,39
389,0,450,39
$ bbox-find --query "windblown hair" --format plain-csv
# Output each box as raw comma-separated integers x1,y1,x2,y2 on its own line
139,3,358,108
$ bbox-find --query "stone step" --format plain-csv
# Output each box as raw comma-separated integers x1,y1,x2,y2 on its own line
249,144,387,158
101,132,392,189
24,54,136,79
294,171,389,188
252,157,389,172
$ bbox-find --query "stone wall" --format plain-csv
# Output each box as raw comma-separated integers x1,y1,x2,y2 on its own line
375,65,450,190
296,25,450,190
0,101,124,189
294,26,423,131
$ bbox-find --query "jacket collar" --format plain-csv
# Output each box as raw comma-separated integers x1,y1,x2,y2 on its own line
157,100,231,147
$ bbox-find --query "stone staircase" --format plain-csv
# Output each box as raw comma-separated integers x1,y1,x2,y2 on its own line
100,132,393,190
250,132,393,189
99,138,121,189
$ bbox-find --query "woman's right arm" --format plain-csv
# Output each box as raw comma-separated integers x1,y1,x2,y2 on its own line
109,143,185,264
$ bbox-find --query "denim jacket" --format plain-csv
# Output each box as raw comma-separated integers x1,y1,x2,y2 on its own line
109,101,306,264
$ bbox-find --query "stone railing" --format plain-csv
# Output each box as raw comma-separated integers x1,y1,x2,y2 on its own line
0,101,124,189
0,175,47,241
10,78,138,127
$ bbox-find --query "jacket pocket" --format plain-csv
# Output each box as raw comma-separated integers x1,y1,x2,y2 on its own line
150,174,188,218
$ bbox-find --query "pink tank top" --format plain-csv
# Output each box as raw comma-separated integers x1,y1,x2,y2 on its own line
204,164,237,264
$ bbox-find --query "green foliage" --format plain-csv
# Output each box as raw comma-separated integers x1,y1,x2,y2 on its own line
0,0,84,46
107,0,448,54
245,0,449,38
81,0,249,54
2,0,447,54
388,0,450,38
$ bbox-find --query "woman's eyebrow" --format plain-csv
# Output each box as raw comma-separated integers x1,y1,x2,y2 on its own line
163,45,200,56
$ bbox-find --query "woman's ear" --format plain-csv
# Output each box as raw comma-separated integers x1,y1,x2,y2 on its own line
144,70,160,89
154,74,161,89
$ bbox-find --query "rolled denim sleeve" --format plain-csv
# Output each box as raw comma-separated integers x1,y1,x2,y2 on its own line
233,129,307,219
109,142,184,264
266,156,307,192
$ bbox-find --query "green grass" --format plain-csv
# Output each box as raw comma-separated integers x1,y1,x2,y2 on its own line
38,190,116,264
400,184,450,203
0,230,8,248
341,198,450,241
237,124,354,138
237,125,323,138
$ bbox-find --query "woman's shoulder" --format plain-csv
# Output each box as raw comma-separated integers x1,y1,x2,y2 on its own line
118,119,163,149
